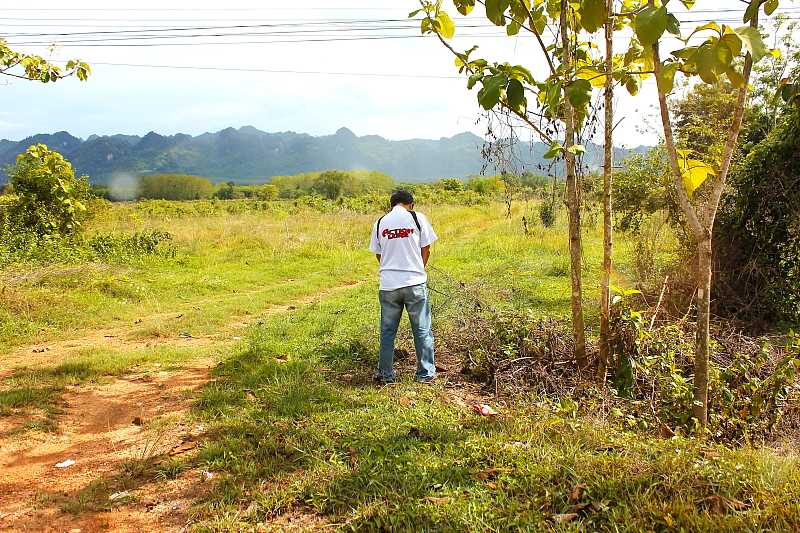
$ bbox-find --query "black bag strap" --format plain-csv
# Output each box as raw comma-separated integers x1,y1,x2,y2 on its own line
376,214,386,240
410,211,423,234
376,210,422,240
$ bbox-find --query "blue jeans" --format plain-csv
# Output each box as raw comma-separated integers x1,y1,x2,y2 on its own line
377,283,436,382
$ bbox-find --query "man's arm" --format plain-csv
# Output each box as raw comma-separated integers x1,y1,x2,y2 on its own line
421,245,430,267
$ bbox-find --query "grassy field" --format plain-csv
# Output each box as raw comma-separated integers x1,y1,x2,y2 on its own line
1,199,798,531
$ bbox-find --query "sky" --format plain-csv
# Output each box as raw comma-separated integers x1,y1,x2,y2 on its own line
0,0,797,147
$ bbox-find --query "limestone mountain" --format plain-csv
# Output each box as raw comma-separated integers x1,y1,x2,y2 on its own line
0,126,648,183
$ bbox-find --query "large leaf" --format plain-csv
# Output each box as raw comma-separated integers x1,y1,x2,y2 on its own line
485,0,510,26
679,158,715,197
565,79,592,110
580,0,606,34
694,43,720,84
656,62,679,93
543,142,563,159
477,74,508,110
734,26,769,62
506,78,527,114
436,11,456,39
577,66,607,88
634,5,668,47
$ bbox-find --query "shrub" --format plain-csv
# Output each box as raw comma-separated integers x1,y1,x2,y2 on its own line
3,144,90,237
139,173,214,201
539,201,555,227
715,105,800,323
610,293,800,442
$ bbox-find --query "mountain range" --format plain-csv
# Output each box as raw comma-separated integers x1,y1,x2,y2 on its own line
0,126,649,184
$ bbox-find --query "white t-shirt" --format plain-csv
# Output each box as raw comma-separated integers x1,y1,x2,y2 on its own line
369,205,438,291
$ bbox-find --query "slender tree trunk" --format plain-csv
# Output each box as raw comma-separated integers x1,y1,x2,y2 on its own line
693,237,713,425
598,0,614,383
560,0,587,368
650,5,758,426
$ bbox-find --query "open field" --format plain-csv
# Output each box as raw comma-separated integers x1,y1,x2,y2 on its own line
1,200,798,532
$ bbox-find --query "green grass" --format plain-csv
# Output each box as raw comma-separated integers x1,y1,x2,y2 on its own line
189,283,800,531
4,199,795,531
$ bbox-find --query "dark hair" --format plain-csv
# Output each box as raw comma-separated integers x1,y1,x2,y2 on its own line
390,189,414,207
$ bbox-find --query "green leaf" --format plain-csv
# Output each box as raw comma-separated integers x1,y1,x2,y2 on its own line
543,142,563,159
454,0,476,16
566,144,586,155
565,79,592,110
656,62,679,93
720,33,743,57
511,64,534,83
666,14,681,36
680,0,696,9
634,6,668,47
408,9,422,18
467,73,483,90
477,74,508,110
436,11,456,39
734,26,769,62
485,0,510,26
726,66,745,88
624,76,640,96
695,43,719,84
507,19,522,36
506,78,527,114
580,0,606,34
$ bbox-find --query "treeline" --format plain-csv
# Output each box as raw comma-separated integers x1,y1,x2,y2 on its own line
90,169,553,203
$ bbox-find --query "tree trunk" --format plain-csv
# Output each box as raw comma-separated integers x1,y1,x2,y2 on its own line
560,0,587,368
598,0,614,383
693,237,713,425
650,6,758,427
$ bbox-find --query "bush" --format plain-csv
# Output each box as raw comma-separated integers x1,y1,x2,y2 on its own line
3,144,90,237
715,105,800,323
610,294,800,442
139,173,214,201
539,201,555,227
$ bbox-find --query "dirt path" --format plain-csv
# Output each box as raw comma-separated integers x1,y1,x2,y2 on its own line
0,278,366,532
0,362,210,532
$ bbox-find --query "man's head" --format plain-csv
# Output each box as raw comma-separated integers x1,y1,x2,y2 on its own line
390,189,414,209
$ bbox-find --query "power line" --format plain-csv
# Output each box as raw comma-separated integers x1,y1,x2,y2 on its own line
59,60,463,79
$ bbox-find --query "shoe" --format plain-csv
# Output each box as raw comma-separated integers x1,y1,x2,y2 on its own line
415,375,436,384
373,374,397,384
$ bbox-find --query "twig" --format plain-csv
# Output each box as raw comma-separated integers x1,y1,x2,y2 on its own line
649,275,670,331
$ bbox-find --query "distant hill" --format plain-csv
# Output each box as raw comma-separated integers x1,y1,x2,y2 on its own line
0,126,649,184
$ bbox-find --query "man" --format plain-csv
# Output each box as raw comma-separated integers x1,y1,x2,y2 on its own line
369,190,438,384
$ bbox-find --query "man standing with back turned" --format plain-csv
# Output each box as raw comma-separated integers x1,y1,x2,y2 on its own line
369,190,438,384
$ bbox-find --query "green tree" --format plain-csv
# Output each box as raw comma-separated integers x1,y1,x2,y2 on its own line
4,144,90,236
311,170,357,199
139,174,214,201
417,0,781,425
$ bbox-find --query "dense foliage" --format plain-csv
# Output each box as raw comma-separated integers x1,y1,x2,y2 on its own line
1,144,90,237
716,105,800,323
271,169,394,199
138,173,215,201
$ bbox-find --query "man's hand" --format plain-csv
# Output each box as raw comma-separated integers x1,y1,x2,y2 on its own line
421,245,430,267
